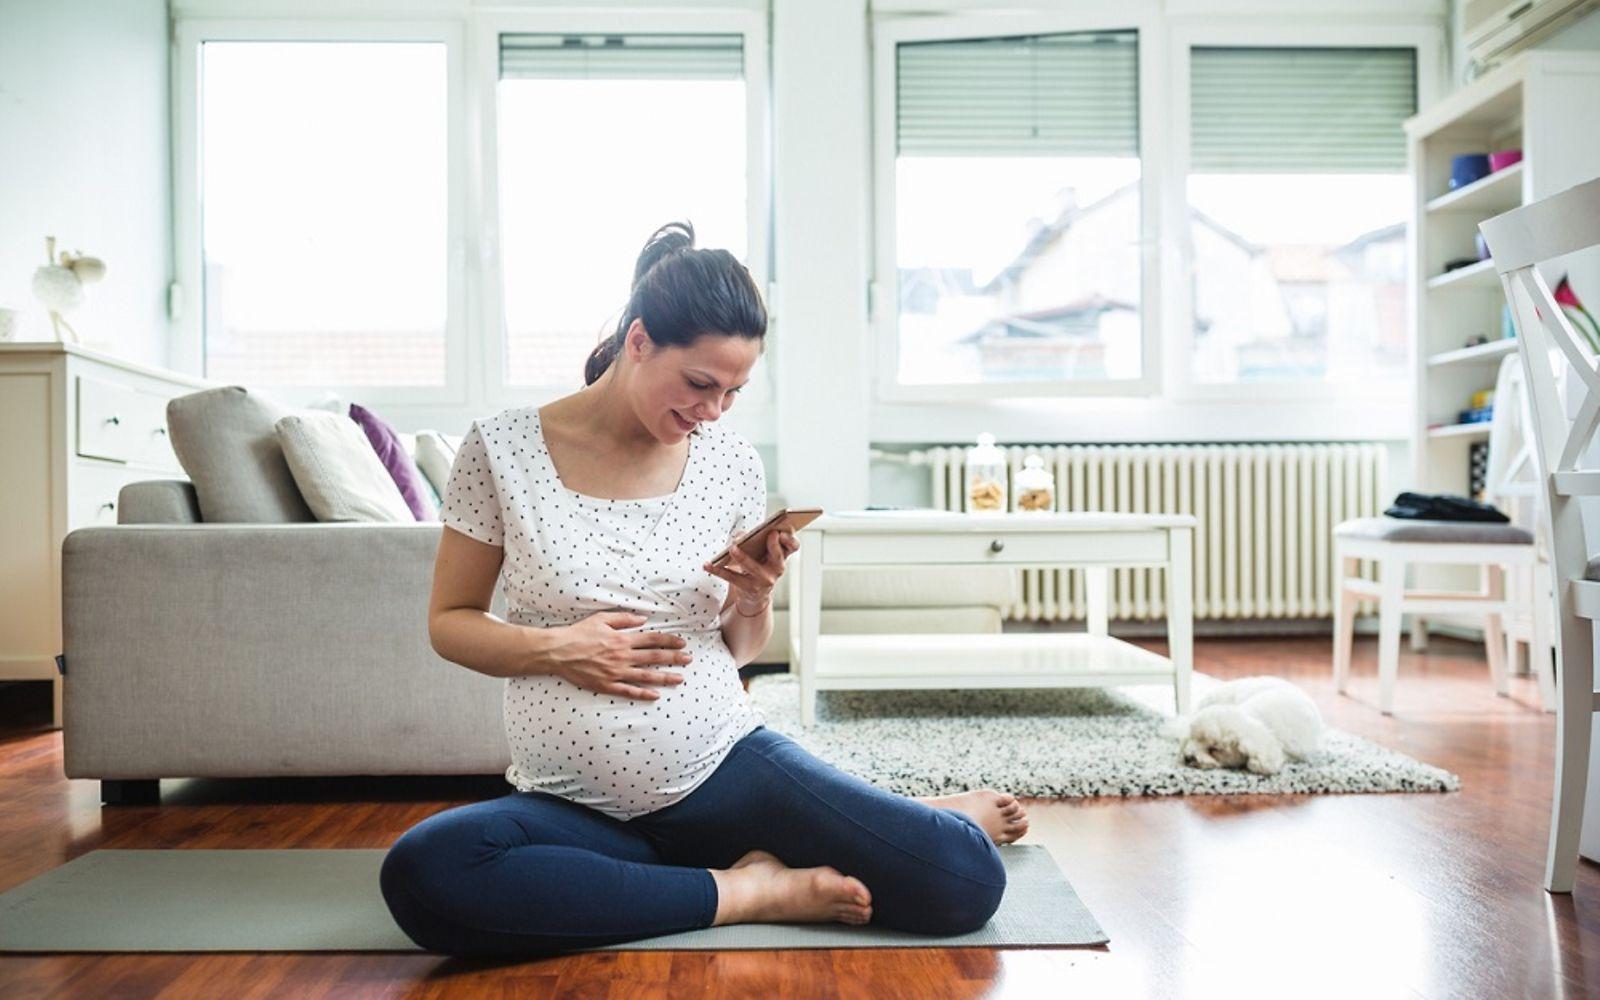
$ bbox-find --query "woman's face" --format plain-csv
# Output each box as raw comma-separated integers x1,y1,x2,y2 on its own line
623,319,761,442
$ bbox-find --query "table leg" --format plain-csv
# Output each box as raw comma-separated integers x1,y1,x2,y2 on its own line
1167,527,1194,715
796,537,823,727
1085,566,1109,637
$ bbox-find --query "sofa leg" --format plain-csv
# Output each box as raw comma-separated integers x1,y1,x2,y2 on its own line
101,779,159,806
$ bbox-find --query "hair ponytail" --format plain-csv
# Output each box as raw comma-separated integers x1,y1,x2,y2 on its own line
583,220,766,386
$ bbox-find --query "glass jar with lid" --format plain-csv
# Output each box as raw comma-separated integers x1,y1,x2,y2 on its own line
965,432,1009,514
1015,454,1055,512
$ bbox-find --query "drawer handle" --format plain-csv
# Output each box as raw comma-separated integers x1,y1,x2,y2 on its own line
99,501,115,511
105,414,121,426
989,539,1005,554
153,427,168,435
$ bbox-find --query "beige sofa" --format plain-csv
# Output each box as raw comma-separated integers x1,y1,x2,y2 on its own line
61,477,1013,805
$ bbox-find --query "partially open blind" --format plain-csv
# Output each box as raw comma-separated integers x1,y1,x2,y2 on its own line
500,33,743,80
1191,47,1416,172
896,31,1139,157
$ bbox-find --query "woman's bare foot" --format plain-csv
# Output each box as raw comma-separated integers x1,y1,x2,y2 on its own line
709,849,872,927
915,789,1030,845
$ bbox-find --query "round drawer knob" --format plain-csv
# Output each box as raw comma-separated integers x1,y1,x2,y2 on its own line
989,539,1005,553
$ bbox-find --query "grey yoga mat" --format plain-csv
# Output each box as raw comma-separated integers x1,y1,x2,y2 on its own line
0,844,1106,952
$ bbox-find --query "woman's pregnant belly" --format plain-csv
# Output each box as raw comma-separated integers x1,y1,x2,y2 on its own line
502,628,765,820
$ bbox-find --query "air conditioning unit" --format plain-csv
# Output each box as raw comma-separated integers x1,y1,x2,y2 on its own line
1463,0,1600,74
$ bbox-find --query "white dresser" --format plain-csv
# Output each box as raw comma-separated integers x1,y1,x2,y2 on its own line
0,342,213,729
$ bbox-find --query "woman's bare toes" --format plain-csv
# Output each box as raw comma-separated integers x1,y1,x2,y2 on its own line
719,855,874,927
923,789,1031,845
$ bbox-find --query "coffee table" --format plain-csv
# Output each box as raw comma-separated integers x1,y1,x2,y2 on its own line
785,511,1196,727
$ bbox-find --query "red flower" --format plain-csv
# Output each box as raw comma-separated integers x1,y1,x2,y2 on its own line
1555,274,1585,309
1554,273,1600,354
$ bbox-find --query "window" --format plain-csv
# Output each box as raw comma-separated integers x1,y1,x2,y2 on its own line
888,29,1143,389
496,33,750,386
1186,47,1416,384
200,41,449,386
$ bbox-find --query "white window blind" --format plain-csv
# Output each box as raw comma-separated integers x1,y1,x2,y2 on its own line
1191,47,1417,172
896,31,1139,157
499,33,743,80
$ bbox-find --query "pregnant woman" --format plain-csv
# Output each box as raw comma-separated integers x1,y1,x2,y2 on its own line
380,222,1029,957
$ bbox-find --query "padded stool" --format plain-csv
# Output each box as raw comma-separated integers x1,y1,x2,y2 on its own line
1332,516,1537,715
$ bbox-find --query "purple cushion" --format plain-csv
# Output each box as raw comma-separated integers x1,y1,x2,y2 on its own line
347,402,439,521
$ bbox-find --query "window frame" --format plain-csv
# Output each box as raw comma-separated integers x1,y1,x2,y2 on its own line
472,8,772,410
871,8,1165,402
1165,20,1444,404
171,17,470,407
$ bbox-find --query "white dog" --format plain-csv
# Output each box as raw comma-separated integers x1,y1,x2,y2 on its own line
1160,676,1325,775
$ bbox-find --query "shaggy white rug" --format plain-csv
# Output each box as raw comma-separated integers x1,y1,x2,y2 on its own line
746,672,1460,797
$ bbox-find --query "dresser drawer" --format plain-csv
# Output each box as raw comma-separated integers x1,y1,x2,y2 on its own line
69,460,150,530
821,528,1171,567
76,375,179,470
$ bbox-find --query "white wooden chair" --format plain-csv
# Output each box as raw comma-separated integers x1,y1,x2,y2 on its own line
1479,175,1600,894
1485,353,1558,713
1331,357,1539,714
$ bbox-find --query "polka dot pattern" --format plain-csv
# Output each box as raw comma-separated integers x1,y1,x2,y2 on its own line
439,406,769,820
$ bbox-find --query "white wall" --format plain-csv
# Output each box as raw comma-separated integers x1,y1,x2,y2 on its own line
0,0,171,365
1450,3,1600,83
1539,6,1600,51
0,0,1460,513
771,0,872,511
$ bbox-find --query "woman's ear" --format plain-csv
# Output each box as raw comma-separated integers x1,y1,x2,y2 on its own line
624,317,652,362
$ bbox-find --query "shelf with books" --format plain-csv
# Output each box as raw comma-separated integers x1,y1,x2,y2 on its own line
1426,421,1492,440
1425,258,1499,291
1424,161,1523,216
1405,50,1600,624
1426,338,1517,368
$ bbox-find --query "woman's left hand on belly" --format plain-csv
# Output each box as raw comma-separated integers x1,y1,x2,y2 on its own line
703,528,799,615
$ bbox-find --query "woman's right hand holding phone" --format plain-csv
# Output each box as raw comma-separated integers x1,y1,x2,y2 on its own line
544,611,691,701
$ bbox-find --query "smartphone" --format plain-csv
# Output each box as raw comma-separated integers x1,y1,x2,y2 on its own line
709,507,823,568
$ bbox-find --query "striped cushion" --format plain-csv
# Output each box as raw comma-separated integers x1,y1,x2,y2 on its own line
1334,517,1532,545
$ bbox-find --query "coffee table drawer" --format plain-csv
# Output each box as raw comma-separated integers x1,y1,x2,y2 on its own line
820,529,1170,566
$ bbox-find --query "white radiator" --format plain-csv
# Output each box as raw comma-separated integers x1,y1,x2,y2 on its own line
908,443,1387,622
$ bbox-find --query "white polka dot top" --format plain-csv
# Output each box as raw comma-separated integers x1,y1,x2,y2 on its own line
438,405,768,820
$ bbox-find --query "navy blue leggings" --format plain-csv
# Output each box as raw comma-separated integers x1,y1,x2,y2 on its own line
379,724,1006,956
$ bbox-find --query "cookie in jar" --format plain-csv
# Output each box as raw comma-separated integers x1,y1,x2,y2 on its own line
1015,454,1055,512
965,432,1009,514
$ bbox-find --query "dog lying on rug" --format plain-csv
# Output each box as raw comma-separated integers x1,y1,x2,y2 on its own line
1160,676,1325,775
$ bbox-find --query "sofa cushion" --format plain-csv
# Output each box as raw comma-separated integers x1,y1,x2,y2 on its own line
165,386,315,523
1334,516,1532,545
348,403,438,521
413,430,459,499
275,411,415,522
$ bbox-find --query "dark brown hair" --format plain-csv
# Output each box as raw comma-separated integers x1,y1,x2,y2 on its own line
584,221,767,385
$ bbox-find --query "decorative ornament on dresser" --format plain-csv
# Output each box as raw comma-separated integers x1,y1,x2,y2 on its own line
31,235,106,344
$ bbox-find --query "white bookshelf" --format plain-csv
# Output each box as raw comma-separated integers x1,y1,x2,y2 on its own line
1404,49,1600,630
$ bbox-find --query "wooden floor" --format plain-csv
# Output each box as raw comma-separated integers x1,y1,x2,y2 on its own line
0,635,1597,999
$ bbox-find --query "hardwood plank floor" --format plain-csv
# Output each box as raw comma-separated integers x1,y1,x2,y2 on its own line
0,635,1595,999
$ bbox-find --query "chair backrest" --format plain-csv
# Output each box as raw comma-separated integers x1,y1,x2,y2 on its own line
1479,177,1600,488
1485,352,1544,542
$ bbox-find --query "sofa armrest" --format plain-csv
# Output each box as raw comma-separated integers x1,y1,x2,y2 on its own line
118,480,203,524
60,522,510,780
